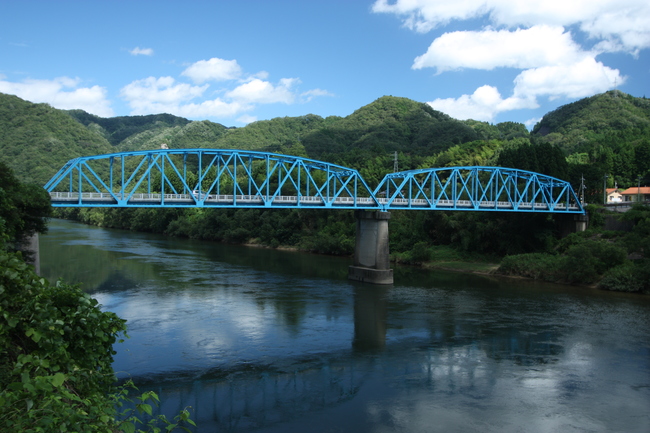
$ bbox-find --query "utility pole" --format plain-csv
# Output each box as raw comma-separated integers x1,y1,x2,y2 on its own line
603,174,608,205
638,176,642,202
580,174,586,205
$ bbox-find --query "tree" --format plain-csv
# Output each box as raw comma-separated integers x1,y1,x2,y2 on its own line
0,161,52,249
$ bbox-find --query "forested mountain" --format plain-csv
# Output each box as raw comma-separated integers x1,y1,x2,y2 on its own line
532,91,650,190
0,93,113,184
2,90,649,194
300,96,479,159
66,111,193,146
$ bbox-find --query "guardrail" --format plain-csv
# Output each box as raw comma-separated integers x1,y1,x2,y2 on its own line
49,192,579,211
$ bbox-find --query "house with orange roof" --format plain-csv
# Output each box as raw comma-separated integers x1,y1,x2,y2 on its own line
620,186,650,203
606,188,623,203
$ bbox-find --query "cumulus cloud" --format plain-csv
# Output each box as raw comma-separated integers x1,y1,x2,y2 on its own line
372,0,650,53
181,58,243,84
130,47,154,56
375,0,643,120
427,58,623,121
512,57,623,100
225,78,299,104
0,77,114,117
413,25,586,72
428,85,536,122
118,57,330,121
237,114,258,125
120,71,320,120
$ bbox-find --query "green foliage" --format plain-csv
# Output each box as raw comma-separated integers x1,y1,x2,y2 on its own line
0,249,125,431
67,111,192,146
497,140,569,179
598,260,650,293
0,161,52,249
0,93,114,185
303,96,479,160
497,253,563,281
533,91,650,188
0,249,195,432
497,237,628,285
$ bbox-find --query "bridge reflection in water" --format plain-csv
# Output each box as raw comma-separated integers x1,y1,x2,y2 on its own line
132,285,561,432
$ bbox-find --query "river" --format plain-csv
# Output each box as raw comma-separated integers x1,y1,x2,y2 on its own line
40,219,650,432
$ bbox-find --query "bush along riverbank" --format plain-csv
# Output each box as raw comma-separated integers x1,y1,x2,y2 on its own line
495,204,650,293
53,204,650,294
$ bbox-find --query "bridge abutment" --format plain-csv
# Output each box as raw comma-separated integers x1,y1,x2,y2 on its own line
348,211,393,285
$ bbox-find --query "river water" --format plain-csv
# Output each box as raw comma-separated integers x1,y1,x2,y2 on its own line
40,219,650,432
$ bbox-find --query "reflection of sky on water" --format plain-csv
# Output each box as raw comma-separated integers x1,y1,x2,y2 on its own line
41,219,650,432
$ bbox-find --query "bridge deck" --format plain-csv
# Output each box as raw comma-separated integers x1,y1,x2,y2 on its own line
49,192,581,211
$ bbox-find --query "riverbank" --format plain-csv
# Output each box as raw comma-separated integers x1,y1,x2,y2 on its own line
50,202,650,294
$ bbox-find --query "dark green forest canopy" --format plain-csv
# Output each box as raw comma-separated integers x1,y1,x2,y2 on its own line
66,110,195,145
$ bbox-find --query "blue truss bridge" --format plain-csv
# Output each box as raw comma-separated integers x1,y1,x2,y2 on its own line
44,149,585,214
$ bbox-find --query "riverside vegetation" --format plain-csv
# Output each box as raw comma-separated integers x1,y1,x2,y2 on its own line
0,163,195,432
2,90,650,293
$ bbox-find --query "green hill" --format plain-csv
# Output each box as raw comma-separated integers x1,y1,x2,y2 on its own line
2,90,649,192
0,93,113,184
66,110,193,146
300,96,480,159
532,91,650,188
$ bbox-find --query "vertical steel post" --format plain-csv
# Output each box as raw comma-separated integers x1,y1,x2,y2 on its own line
78,164,82,205
161,154,165,205
121,156,125,201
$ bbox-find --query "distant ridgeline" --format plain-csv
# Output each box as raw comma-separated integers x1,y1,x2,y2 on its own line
1,91,649,202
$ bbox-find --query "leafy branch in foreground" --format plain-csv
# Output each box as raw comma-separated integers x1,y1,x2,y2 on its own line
0,249,194,432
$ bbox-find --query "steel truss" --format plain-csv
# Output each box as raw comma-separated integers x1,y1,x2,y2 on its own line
45,149,378,209
374,166,583,213
44,150,584,213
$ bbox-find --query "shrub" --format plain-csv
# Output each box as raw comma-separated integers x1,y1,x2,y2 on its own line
0,251,195,432
599,263,645,292
497,253,563,281
0,250,126,431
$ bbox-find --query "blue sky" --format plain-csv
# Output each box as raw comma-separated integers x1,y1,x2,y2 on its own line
1,1,649,129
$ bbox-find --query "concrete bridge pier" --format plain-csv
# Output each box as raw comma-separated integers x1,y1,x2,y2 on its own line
22,233,40,275
348,211,393,285
555,213,589,238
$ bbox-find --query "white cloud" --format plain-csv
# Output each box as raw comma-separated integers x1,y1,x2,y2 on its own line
120,76,207,108
525,117,542,129
372,0,650,53
130,47,154,56
119,76,238,116
372,0,489,33
236,114,257,124
225,78,299,104
301,88,335,102
427,58,623,121
376,0,641,121
427,85,536,122
413,25,586,72
181,58,243,84
512,57,624,100
0,77,114,117
119,60,328,121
